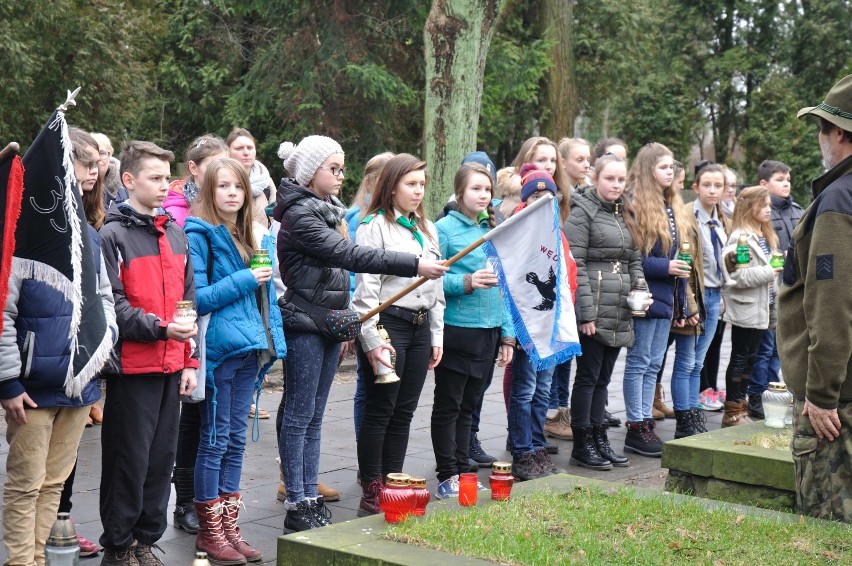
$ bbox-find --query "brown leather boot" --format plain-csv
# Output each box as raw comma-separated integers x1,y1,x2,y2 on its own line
193,499,246,566
220,493,263,563
318,482,340,502
721,401,753,427
654,383,675,419
357,479,383,517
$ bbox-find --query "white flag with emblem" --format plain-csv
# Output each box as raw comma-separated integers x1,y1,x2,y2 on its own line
483,194,580,369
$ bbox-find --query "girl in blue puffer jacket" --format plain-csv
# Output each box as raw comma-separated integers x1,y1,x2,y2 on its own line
184,157,286,565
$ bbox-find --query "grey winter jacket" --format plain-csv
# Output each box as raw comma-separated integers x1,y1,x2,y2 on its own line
564,189,643,348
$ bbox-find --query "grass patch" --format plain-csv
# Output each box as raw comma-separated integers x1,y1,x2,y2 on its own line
385,486,850,564
736,429,792,450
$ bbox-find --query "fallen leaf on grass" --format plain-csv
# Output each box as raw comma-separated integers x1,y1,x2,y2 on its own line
713,560,726,566
669,541,683,550
524,531,532,540
735,514,746,525
676,528,698,542
626,525,636,539
822,551,841,560
482,525,493,537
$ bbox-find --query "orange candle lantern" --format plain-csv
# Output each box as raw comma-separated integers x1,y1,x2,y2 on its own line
458,472,478,507
488,462,514,501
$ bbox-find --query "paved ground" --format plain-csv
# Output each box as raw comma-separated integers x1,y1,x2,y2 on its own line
0,330,732,565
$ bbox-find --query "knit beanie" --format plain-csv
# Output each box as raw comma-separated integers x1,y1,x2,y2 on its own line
277,135,344,187
461,151,496,183
519,163,557,202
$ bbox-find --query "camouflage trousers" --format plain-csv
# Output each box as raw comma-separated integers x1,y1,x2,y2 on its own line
791,398,852,522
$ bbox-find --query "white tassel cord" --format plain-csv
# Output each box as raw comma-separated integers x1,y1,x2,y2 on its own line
49,111,84,354
11,258,76,303
64,327,112,400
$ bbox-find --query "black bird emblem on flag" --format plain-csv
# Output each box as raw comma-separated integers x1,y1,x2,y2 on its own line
526,266,556,311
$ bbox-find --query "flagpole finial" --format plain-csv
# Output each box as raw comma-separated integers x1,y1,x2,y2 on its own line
57,87,82,113
0,142,20,160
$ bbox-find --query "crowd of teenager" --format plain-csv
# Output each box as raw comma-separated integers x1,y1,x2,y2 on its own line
3,125,807,566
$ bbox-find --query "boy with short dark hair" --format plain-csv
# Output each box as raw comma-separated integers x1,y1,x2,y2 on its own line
98,140,199,566
748,159,803,419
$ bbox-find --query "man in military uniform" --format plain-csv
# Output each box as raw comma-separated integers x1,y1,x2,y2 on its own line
778,75,852,522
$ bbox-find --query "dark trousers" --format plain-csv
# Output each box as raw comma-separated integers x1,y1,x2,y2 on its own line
469,358,497,436
58,461,76,513
100,372,180,549
431,326,499,482
724,326,765,402
571,335,621,427
700,320,726,391
357,313,431,483
176,402,201,469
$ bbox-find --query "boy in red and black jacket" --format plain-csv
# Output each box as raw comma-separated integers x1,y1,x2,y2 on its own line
98,141,198,566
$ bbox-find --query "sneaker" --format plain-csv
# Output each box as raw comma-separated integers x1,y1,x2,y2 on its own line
101,547,140,566
77,532,100,557
698,388,724,411
435,475,460,499
133,543,165,566
717,389,727,402
469,433,497,466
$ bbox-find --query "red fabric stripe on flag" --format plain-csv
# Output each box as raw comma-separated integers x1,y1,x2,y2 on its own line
0,155,24,334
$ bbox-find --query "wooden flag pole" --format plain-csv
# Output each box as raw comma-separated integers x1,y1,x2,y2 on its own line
0,142,20,161
358,236,486,323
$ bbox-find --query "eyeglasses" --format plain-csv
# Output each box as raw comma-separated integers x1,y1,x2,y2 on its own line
318,166,346,177
98,150,111,163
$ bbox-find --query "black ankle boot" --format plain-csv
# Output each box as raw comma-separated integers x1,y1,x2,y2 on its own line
674,410,697,439
284,500,323,533
569,426,612,470
591,425,628,467
172,467,199,534
690,408,708,433
748,394,765,419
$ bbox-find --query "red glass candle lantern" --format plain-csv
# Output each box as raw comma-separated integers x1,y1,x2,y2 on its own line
458,472,478,507
489,462,514,501
380,473,414,523
409,477,430,516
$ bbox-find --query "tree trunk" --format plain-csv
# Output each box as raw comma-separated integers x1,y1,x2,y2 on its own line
538,0,576,141
423,0,507,217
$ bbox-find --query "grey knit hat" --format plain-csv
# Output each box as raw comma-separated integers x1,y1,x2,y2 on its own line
277,136,344,187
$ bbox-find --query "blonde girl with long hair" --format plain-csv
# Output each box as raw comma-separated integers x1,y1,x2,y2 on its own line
621,142,696,457
183,158,287,564
719,186,780,427
511,136,571,222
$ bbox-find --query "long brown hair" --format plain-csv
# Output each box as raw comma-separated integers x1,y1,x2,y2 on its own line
365,153,435,244
191,158,256,264
453,163,496,228
511,136,570,221
185,134,229,182
731,186,778,249
351,151,394,220
69,127,105,229
623,142,689,255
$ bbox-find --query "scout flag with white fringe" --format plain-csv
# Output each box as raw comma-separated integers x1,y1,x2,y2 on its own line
482,194,580,370
11,90,111,398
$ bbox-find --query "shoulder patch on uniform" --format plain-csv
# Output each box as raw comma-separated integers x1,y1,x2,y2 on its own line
815,254,834,280
360,214,375,225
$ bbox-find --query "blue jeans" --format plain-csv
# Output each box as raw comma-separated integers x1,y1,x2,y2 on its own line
624,317,671,422
195,353,258,501
548,360,572,410
507,348,554,457
689,287,720,407
353,356,366,442
749,329,781,396
671,287,721,410
279,332,341,503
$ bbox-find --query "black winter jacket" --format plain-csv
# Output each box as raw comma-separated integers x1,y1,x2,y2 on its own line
272,179,418,334
770,194,804,253
565,189,643,348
